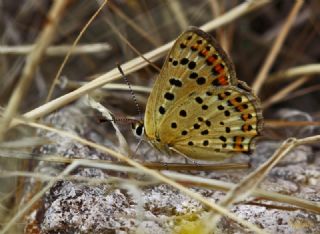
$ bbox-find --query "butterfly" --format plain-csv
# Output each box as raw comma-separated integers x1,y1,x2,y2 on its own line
132,27,263,161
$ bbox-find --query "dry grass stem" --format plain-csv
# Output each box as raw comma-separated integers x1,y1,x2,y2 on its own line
207,131,320,228
0,43,111,56
252,0,304,94
86,95,130,156
201,0,270,33
0,137,50,148
267,63,320,83
0,149,249,171
262,76,309,108
69,82,152,94
167,0,188,30
265,120,320,127
281,84,320,102
102,16,161,72
0,152,318,214
1,1,318,233
208,0,229,52
8,0,270,129
209,138,297,228
45,0,109,103
0,169,146,187
165,171,320,214
1,118,267,234
108,2,160,47
0,0,71,140
295,134,320,145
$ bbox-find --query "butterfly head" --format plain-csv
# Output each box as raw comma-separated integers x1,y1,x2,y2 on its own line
132,120,172,154
131,121,145,139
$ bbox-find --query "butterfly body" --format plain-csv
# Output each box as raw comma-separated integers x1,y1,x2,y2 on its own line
134,27,263,161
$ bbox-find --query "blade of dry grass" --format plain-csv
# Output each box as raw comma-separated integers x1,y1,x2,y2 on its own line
226,140,296,196
86,95,130,156
252,0,304,94
8,0,270,129
0,0,71,141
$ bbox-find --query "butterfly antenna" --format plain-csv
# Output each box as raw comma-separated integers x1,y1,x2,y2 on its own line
117,63,142,120
98,116,138,124
104,15,161,72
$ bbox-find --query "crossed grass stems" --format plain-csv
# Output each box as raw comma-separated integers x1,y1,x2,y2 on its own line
1,0,320,233
2,117,319,234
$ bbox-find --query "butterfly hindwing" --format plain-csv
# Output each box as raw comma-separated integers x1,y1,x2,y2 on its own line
145,27,237,141
161,86,263,160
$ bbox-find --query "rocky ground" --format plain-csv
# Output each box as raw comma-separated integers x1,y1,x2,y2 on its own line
23,102,320,234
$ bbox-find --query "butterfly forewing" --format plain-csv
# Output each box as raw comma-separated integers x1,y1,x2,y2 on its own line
145,27,237,140
143,27,263,160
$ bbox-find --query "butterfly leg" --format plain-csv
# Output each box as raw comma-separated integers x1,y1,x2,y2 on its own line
133,140,157,161
133,139,143,154
170,147,199,166
143,144,164,163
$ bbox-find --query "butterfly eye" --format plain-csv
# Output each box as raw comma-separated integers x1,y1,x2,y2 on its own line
132,122,144,138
